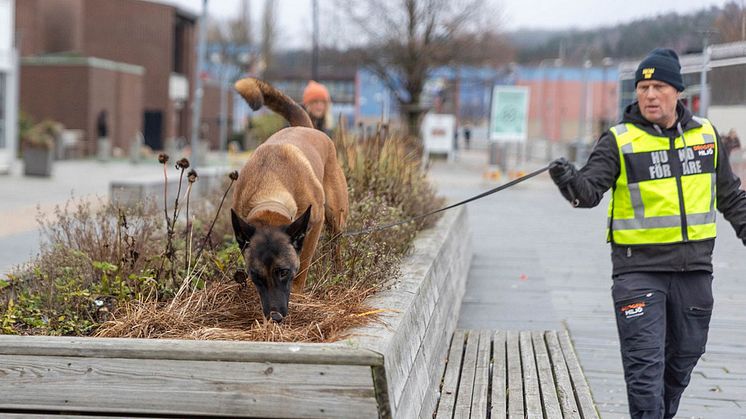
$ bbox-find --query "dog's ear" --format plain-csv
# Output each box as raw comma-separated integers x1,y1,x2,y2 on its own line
231,209,256,250
285,206,312,252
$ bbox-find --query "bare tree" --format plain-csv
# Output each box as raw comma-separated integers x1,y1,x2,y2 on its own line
261,0,277,71
207,0,276,77
714,1,746,43
336,0,507,136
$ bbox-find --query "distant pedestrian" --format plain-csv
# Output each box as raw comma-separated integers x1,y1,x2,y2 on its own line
464,125,472,150
548,48,746,419
96,110,108,139
302,80,333,135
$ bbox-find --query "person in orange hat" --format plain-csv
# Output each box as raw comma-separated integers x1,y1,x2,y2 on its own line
302,80,333,134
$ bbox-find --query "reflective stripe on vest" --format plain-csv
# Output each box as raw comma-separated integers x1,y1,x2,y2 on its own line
607,120,718,245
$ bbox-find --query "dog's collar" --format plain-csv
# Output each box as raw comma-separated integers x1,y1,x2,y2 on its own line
248,201,295,223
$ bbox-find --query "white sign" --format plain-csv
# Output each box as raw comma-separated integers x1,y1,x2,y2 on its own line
489,85,530,142
421,113,456,158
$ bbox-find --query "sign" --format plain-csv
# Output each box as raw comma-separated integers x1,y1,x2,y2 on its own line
421,113,455,158
489,85,529,142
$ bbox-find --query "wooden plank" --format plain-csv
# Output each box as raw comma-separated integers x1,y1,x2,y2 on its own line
490,330,507,419
471,330,492,419
418,230,471,419
546,330,581,418
435,330,467,419
0,335,382,366
506,330,524,419
0,355,378,418
520,331,542,419
351,208,468,414
454,330,479,418
559,330,600,419
388,208,469,414
532,331,562,419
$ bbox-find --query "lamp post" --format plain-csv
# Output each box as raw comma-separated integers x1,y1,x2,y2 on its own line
699,34,713,118
190,0,209,168
601,57,614,131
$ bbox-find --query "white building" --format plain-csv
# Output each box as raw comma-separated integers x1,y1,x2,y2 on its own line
0,0,17,173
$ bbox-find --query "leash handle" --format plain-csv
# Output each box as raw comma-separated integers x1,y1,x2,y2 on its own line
344,164,551,237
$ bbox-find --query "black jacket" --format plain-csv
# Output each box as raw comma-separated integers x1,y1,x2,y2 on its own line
561,101,746,275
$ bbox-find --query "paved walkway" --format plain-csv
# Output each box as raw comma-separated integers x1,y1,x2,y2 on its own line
429,148,746,419
0,155,240,275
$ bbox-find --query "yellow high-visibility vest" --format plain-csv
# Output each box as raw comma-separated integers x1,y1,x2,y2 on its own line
607,118,718,245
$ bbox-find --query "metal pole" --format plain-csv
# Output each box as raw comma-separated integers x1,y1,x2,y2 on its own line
700,36,711,118
218,70,228,154
190,0,209,168
311,0,319,80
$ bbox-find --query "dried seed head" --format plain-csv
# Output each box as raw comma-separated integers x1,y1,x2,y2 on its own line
187,169,198,183
229,170,239,181
176,158,190,169
158,153,169,164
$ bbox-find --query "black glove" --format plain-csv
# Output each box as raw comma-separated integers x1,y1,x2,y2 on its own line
549,157,576,187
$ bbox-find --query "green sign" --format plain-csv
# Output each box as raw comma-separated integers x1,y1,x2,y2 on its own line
489,86,529,142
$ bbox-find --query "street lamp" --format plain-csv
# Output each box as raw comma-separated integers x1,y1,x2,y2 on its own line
190,0,209,168
601,57,614,130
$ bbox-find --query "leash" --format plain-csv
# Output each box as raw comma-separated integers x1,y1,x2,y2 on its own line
343,164,551,237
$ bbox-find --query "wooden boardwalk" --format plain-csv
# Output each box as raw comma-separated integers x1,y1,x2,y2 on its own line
434,329,598,419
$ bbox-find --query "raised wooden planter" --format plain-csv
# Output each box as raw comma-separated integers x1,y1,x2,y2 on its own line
0,207,471,418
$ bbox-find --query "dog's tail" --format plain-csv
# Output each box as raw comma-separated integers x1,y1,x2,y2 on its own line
234,78,313,129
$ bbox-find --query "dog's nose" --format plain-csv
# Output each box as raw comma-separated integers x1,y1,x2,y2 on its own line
269,311,284,323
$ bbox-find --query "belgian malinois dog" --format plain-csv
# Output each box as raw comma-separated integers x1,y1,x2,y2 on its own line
231,78,348,323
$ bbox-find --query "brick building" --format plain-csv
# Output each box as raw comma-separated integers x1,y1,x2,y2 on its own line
516,66,619,144
15,0,228,155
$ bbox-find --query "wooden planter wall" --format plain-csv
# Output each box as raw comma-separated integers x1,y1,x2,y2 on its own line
0,207,472,418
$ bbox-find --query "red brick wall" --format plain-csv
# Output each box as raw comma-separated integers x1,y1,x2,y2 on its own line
519,79,618,142
20,61,143,156
14,0,45,57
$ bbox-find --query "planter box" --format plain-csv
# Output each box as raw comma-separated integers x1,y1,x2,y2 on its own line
23,147,54,177
0,207,472,418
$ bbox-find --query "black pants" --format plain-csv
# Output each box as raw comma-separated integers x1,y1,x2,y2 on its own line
612,271,713,419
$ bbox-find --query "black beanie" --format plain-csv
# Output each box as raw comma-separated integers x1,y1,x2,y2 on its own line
635,48,685,92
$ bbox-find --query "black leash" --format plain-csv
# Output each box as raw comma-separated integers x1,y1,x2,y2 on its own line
343,164,551,237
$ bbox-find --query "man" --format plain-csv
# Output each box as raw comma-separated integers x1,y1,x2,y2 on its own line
549,48,746,418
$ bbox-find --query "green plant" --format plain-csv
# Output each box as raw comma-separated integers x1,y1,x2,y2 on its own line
21,119,64,150
249,113,286,144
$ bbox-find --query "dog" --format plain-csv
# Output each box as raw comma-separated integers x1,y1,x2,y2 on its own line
231,78,348,323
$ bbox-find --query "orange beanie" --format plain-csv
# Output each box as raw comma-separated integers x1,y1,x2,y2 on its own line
302,80,330,105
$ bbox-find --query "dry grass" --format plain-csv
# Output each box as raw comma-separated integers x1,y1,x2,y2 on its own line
95,280,380,342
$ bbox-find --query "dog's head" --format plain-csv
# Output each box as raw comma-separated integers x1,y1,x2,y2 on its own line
231,206,312,323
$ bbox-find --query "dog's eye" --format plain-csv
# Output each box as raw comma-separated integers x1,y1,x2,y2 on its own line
275,268,291,280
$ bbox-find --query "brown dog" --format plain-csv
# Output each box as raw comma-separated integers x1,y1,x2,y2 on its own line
231,78,348,323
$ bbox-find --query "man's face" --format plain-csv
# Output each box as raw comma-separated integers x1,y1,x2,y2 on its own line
636,80,680,128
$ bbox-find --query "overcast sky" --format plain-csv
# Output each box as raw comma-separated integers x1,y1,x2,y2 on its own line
162,0,737,49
